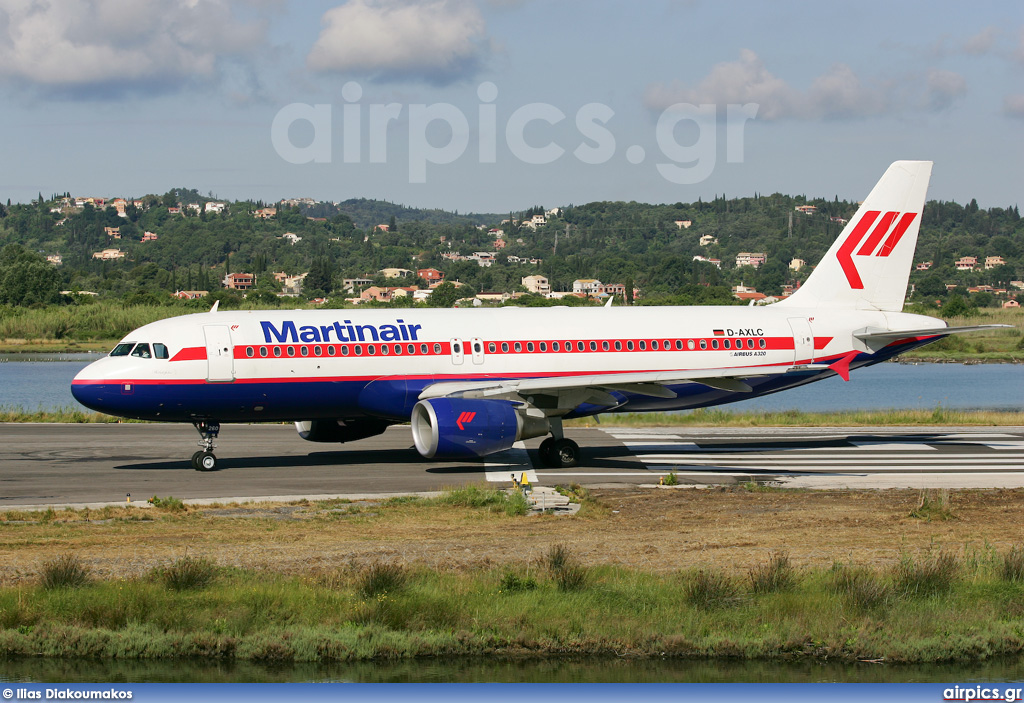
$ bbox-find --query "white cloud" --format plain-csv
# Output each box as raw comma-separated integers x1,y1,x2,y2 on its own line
1004,94,1024,119
307,0,487,84
644,50,890,120
0,0,267,96
962,26,999,55
926,69,967,110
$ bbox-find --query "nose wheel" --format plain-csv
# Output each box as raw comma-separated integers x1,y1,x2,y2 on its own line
191,420,220,471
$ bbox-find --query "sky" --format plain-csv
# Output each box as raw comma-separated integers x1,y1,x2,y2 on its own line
0,0,1021,213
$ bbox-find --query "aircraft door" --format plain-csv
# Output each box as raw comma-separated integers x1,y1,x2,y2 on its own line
204,325,235,382
470,337,485,365
787,317,814,365
450,338,465,365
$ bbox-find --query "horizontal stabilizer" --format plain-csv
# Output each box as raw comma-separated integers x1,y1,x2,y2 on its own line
854,324,1011,341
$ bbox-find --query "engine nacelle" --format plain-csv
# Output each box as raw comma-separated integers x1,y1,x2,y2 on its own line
412,398,542,459
295,418,392,443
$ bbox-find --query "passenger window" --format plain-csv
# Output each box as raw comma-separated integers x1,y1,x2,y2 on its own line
687,340,695,350
153,343,169,359
652,340,660,350
110,342,135,357
614,341,622,351
433,343,442,354
328,345,335,356
539,342,547,352
711,340,719,350
699,340,707,350
488,342,496,353
130,343,152,359
526,342,534,352
274,347,282,357
602,341,609,351
638,340,647,351
626,340,634,351
245,347,254,358
514,342,522,352
759,338,767,349
394,344,402,354
589,341,597,351
552,341,560,352
260,347,269,357
723,339,731,349
577,341,584,351
501,342,509,353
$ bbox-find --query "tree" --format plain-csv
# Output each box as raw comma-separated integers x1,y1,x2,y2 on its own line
0,245,61,306
427,281,460,308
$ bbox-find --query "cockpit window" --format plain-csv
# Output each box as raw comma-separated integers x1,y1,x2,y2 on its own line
110,342,135,357
153,343,169,359
130,343,152,359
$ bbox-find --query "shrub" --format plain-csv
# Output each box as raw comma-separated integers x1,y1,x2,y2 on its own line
831,564,892,610
40,553,90,590
545,544,572,572
663,472,679,486
1002,546,1024,582
544,544,588,592
686,569,739,608
157,555,217,591
499,570,538,593
749,551,796,594
909,489,954,521
356,561,407,598
149,495,185,511
895,551,960,596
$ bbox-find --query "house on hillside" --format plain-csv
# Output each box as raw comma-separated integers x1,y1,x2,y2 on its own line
736,252,766,268
223,273,254,290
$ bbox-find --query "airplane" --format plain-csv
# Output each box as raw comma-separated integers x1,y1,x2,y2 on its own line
71,161,1005,472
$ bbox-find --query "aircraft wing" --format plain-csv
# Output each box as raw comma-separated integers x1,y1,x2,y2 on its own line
418,365,788,407
854,324,1011,342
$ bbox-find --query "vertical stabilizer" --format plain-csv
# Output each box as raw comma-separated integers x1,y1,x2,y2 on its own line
777,161,932,311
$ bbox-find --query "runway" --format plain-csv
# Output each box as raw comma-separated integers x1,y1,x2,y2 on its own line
0,423,1022,508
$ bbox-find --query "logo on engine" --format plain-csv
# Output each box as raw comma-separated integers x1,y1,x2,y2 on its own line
456,411,476,431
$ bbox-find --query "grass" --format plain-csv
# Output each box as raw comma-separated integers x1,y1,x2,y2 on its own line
3,546,1024,662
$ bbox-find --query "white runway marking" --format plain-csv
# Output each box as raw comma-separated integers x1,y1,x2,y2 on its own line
596,429,1024,489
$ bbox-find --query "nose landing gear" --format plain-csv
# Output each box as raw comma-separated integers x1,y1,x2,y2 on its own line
191,419,220,471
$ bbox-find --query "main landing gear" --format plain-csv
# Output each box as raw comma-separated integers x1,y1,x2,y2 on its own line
537,418,580,468
191,419,220,471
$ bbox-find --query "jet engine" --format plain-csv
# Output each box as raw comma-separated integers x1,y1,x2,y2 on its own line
411,397,548,459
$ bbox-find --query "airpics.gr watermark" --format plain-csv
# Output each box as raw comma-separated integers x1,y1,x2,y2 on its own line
270,82,758,185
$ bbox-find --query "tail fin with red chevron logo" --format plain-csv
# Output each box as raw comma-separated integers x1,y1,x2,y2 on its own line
776,160,932,312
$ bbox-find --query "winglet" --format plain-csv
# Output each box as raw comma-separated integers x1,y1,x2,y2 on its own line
210,300,220,313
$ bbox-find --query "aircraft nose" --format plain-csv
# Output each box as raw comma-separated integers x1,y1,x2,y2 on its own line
71,361,113,413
